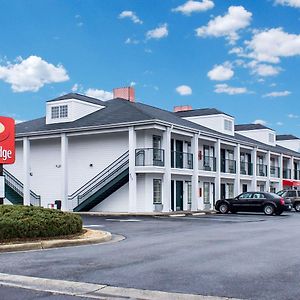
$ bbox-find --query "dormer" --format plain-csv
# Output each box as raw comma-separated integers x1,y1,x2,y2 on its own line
46,93,106,125
276,134,300,152
235,124,276,146
174,107,235,136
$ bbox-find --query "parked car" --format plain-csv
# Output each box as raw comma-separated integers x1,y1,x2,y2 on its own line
215,191,292,216
277,190,300,212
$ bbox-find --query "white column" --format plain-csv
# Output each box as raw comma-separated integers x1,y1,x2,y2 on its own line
291,156,294,180
251,148,257,191
234,144,241,196
279,153,284,190
23,137,31,206
162,127,171,212
266,151,271,192
191,133,199,211
215,139,221,201
128,127,137,212
61,133,68,211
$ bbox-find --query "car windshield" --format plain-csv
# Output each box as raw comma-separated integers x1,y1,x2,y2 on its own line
269,192,281,199
276,190,285,196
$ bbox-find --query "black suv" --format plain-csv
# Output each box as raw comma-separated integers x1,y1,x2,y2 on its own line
215,192,292,216
277,190,300,212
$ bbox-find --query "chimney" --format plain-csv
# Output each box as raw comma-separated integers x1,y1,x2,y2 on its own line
173,105,192,112
113,87,135,102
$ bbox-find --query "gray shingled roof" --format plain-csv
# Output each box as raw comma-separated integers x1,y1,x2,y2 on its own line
276,134,299,141
235,124,273,131
174,108,233,118
47,93,107,106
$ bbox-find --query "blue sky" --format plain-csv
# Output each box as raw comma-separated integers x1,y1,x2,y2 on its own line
1,0,300,135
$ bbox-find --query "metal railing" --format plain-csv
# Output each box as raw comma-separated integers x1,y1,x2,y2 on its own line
240,162,253,175
135,148,165,167
283,168,291,179
68,151,129,207
294,170,300,180
3,169,41,206
199,156,216,171
270,166,280,178
171,151,193,169
257,164,268,177
221,159,236,174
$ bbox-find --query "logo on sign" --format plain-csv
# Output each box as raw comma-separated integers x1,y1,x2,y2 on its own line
0,117,15,164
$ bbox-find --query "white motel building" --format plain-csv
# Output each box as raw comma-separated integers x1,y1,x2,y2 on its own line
3,87,300,212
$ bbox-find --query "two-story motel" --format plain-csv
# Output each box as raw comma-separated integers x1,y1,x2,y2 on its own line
4,87,300,212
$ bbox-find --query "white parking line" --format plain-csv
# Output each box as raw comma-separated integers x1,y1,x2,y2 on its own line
105,219,142,222
84,225,104,228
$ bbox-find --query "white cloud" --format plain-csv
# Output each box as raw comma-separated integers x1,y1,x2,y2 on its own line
253,119,267,125
72,83,79,92
85,88,113,101
195,6,252,44
176,85,192,95
276,121,283,126
207,63,234,81
262,90,291,97
248,61,281,77
288,113,299,118
246,28,300,63
146,23,168,40
130,81,136,86
172,0,214,15
119,11,143,24
214,83,248,95
275,0,300,8
125,38,139,44
0,56,69,92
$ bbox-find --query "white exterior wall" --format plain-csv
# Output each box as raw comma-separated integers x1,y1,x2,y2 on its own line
238,129,276,146
183,114,234,136
277,139,300,153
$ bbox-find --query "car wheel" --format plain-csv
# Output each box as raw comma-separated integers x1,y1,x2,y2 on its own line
264,204,275,216
295,203,300,212
219,203,229,214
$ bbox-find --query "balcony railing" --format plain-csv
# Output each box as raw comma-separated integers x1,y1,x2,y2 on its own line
294,170,300,180
221,159,236,174
240,162,253,175
199,156,216,172
256,164,267,177
270,166,280,178
135,148,165,167
171,151,193,169
283,168,291,179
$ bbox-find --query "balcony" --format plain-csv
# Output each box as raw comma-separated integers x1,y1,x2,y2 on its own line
221,159,236,174
240,162,253,175
199,156,216,172
294,170,300,180
257,164,267,177
135,148,165,167
283,168,291,179
171,151,193,169
270,166,280,178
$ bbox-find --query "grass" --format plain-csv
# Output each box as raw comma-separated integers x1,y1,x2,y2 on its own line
0,205,83,241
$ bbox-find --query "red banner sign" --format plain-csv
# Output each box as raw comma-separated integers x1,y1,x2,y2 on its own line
0,116,15,164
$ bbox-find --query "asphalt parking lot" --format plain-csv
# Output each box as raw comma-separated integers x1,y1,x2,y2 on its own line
1,212,300,300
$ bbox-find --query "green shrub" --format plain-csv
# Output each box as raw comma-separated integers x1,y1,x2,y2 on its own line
0,205,83,241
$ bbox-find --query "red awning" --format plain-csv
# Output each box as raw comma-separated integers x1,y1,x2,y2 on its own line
283,180,300,187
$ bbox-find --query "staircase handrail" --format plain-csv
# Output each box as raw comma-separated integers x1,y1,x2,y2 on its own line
68,151,129,201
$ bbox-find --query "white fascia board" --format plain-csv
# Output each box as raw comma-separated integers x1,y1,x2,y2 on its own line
49,98,105,109
183,113,234,121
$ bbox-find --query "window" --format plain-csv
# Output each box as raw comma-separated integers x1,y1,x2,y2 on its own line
187,182,192,204
203,182,210,204
269,133,275,143
153,136,163,165
253,193,265,199
153,179,162,204
51,105,68,119
239,192,252,199
227,183,234,198
287,191,297,197
51,106,59,119
59,105,68,118
224,119,233,131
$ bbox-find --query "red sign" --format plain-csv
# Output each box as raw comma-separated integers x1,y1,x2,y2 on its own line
0,116,15,164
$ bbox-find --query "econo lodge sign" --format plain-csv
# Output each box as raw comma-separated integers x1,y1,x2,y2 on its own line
0,116,15,164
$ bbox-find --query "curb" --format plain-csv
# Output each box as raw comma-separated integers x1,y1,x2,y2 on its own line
0,229,112,253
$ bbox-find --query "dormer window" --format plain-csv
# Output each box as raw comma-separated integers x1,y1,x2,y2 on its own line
51,105,68,119
224,119,233,131
269,133,275,143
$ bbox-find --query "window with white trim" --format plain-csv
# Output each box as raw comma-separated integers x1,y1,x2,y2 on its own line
227,183,234,198
153,179,162,204
269,133,275,143
51,105,68,119
187,181,192,204
224,119,233,131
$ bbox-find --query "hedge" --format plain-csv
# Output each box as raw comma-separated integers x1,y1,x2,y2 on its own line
0,205,83,241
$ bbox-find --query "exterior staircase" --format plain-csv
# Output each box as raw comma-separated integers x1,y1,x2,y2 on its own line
3,169,41,206
69,151,129,212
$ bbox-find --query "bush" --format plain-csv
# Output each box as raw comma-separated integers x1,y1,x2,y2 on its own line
0,205,83,241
